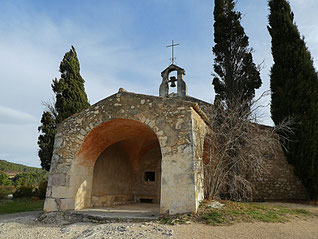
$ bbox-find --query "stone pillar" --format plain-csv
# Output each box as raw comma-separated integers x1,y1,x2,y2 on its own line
159,72,169,97
160,144,197,214
177,72,186,97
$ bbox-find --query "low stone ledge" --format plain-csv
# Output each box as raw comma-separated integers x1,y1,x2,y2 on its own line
37,211,159,225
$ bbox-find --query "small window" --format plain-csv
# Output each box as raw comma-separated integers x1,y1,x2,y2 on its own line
144,171,155,182
140,198,153,203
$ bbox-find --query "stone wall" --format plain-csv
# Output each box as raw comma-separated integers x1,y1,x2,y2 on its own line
251,144,308,201
91,141,134,207
191,107,210,208
91,141,161,207
132,146,161,203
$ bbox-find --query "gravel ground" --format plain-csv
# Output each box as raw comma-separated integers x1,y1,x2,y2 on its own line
171,218,318,239
0,212,173,239
0,203,317,239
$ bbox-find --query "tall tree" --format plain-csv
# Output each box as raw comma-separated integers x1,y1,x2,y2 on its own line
212,0,262,111
211,0,262,201
38,111,56,171
268,0,318,199
52,46,90,123
38,46,90,171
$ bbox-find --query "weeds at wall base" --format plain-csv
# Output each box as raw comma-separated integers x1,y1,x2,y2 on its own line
160,200,316,226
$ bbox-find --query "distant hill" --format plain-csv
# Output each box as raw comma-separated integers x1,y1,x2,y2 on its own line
0,159,47,176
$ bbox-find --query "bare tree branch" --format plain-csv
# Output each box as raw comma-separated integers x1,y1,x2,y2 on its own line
203,92,294,201
41,97,57,118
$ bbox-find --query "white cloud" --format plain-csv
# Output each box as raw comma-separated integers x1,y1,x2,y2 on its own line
0,154,9,159
0,2,159,167
0,122,39,167
0,105,37,124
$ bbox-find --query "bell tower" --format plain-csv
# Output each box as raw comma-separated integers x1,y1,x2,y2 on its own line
159,41,187,98
159,64,187,98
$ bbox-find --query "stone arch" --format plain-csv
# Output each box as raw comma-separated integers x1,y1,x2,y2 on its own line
44,92,204,214
71,118,162,210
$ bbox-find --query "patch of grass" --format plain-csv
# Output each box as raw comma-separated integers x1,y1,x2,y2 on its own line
159,213,192,225
202,210,229,225
293,208,311,215
0,198,44,215
196,200,315,225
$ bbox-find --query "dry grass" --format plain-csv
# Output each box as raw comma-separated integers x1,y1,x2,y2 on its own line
309,200,318,206
160,200,317,226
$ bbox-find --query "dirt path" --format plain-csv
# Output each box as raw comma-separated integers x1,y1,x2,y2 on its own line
260,202,318,213
172,202,318,239
171,218,318,239
0,203,317,239
0,210,42,222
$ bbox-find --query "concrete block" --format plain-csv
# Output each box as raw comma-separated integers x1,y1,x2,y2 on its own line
52,174,66,187
52,186,74,198
60,198,75,210
44,198,58,212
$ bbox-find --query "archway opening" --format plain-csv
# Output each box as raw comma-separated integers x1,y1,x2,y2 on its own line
75,119,161,209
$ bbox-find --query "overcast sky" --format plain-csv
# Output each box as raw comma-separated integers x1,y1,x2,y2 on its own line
0,0,317,168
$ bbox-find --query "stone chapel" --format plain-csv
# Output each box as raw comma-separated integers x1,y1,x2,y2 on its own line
44,62,307,215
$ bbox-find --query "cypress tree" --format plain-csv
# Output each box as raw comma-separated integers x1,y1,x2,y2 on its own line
212,0,262,110
52,46,90,123
38,46,90,171
211,0,262,200
38,111,56,171
268,0,318,199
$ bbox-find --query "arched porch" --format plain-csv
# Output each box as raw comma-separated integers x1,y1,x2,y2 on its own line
72,119,162,210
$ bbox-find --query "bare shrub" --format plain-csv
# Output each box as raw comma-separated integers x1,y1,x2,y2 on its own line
204,92,293,201
41,97,57,118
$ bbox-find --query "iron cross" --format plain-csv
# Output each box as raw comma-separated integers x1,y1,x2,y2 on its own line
166,40,180,64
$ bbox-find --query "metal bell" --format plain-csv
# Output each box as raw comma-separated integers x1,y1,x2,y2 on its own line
169,76,177,88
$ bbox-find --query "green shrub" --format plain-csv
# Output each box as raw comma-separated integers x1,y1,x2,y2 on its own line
12,173,42,188
13,185,34,198
0,172,11,186
35,179,47,199
0,186,14,199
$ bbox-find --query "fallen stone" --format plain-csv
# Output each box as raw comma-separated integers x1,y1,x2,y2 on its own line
207,201,225,209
